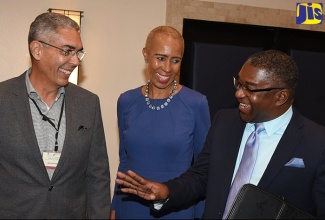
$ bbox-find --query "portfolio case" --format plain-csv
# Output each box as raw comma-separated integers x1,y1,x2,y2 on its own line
226,184,316,219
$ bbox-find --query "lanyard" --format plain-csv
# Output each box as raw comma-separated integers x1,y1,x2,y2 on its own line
29,95,65,152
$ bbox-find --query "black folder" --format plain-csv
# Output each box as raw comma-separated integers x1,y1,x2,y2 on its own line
226,184,316,219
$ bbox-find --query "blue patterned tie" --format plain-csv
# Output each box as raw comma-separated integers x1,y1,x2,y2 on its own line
222,123,265,219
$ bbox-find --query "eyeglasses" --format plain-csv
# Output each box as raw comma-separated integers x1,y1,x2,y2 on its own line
233,76,285,93
38,40,86,61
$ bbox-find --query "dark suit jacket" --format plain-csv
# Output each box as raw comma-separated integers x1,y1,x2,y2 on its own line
163,108,325,219
0,72,111,219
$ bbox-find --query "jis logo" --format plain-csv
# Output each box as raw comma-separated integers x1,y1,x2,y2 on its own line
296,3,323,24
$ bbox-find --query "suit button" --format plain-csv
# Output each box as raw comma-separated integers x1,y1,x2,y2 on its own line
48,185,54,191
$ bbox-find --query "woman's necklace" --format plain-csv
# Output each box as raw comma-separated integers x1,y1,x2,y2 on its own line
145,80,177,111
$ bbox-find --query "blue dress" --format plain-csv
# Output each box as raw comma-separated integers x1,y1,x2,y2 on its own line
112,86,211,219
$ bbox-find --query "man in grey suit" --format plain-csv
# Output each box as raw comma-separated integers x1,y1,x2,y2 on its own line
0,12,111,219
115,50,325,219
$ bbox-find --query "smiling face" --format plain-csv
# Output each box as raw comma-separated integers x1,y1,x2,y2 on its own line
142,32,183,94
235,62,289,123
30,28,83,91
39,29,82,87
28,12,83,94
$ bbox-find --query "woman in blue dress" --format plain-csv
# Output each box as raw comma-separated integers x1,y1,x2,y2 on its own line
111,26,211,219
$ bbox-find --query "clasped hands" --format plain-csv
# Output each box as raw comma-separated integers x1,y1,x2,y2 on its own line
116,170,170,201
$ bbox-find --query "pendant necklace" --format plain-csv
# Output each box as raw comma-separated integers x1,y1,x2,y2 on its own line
145,80,177,111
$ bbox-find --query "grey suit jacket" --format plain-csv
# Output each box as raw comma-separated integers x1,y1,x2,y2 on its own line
0,72,111,219
163,108,325,219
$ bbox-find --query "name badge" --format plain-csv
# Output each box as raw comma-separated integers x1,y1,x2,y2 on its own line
42,152,61,170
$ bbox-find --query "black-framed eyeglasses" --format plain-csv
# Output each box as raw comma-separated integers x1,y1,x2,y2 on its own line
233,76,285,93
38,40,86,61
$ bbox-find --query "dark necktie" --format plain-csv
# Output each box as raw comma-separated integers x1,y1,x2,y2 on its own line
223,123,265,219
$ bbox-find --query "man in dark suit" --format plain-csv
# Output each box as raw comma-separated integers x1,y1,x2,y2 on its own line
0,12,111,218
115,50,325,219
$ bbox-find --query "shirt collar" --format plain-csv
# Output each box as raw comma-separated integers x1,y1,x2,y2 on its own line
245,106,293,136
25,68,66,100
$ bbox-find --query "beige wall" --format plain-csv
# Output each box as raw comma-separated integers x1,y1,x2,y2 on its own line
167,0,325,32
1,0,324,198
204,0,317,10
0,0,166,197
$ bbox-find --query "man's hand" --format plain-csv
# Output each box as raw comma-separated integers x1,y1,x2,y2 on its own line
116,170,170,201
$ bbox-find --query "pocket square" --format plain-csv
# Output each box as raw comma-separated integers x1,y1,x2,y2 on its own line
284,158,305,168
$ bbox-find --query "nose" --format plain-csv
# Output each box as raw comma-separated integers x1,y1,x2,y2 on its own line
235,86,246,98
162,60,171,72
70,52,80,66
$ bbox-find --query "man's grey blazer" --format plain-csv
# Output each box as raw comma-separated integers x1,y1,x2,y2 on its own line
0,72,111,219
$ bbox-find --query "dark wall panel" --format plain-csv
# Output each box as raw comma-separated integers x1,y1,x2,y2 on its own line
191,43,261,120
181,18,325,126
291,50,325,125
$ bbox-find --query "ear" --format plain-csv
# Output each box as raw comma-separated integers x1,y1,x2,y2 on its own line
275,89,289,106
30,41,42,60
142,48,148,63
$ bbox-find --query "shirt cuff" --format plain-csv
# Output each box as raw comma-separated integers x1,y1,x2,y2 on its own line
153,198,169,210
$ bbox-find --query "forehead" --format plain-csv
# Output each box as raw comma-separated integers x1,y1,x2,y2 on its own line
53,28,83,48
239,62,271,84
149,33,183,55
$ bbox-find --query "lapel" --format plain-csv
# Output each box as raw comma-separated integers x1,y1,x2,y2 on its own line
50,83,80,181
219,112,247,206
10,73,49,181
11,74,81,182
225,117,246,177
258,109,303,188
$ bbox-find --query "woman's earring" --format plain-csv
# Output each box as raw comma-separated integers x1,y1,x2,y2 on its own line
145,60,148,63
